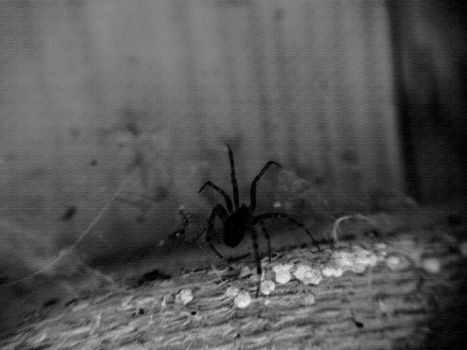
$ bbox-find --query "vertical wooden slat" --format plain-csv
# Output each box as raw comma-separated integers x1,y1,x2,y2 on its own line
0,0,404,262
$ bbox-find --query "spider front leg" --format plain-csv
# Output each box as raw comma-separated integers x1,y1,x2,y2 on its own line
248,224,262,297
199,181,233,213
226,144,240,210
254,212,320,252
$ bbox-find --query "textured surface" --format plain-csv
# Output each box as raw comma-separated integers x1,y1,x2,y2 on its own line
1,211,466,349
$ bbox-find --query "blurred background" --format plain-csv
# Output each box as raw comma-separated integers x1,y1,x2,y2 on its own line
0,0,466,320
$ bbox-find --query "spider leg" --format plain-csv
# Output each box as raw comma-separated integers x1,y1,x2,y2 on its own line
253,212,320,252
249,161,282,212
199,181,234,213
226,145,240,210
248,224,262,298
258,221,272,263
205,204,231,263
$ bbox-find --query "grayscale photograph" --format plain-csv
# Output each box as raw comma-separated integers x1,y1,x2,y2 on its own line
1,0,466,349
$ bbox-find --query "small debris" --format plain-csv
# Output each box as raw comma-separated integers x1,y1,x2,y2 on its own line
239,265,254,278
378,299,394,315
161,294,174,308
61,206,77,221
385,254,411,271
234,290,252,309
176,289,194,305
322,265,344,278
293,265,322,285
273,263,294,284
395,237,423,265
352,247,379,269
333,246,378,274
260,280,275,295
460,241,467,257
302,293,316,306
374,242,388,259
422,258,441,274
226,286,240,298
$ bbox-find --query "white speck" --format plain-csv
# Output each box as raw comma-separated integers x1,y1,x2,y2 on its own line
378,299,394,315
374,243,388,260
422,258,441,274
158,240,165,247
460,241,467,257
375,242,388,251
322,265,344,278
120,296,133,309
161,294,174,308
273,263,294,284
264,299,271,306
293,265,322,285
225,286,240,298
234,290,252,308
260,280,275,295
302,293,316,305
333,246,378,274
385,254,411,271
239,265,254,278
176,289,194,305
273,201,282,208
353,247,378,269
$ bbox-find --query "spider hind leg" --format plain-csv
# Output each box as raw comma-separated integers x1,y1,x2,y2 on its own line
249,161,282,212
254,212,320,252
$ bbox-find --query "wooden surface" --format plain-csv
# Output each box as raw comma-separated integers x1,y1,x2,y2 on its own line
1,211,466,349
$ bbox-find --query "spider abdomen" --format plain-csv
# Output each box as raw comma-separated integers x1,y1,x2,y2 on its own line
223,221,246,247
223,206,250,247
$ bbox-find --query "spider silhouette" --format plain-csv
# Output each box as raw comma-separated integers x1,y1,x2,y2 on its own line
199,145,320,296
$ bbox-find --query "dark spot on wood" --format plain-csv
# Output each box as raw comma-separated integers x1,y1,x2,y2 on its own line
133,307,145,317
341,150,358,163
43,298,59,307
190,311,197,315
352,318,364,328
136,269,172,287
154,186,170,202
64,298,79,307
125,120,140,136
90,159,98,166
447,215,463,226
62,206,77,221
364,229,380,238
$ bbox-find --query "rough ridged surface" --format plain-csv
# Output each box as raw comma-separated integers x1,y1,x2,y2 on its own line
1,219,466,349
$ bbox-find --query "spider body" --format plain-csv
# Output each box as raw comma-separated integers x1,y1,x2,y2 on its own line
223,204,249,247
199,145,319,296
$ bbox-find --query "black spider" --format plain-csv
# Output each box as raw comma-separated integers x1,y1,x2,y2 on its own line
199,145,320,296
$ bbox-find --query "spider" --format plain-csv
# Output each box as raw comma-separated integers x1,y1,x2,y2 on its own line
199,145,320,296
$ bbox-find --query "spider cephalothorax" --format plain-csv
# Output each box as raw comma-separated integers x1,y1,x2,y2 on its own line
199,145,320,296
